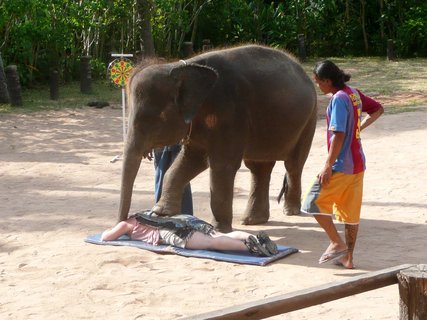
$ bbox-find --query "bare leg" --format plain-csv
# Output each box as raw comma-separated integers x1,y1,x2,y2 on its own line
338,224,359,269
314,214,347,260
210,230,252,241
185,231,248,252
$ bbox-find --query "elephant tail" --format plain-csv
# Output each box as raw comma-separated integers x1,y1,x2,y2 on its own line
277,174,288,204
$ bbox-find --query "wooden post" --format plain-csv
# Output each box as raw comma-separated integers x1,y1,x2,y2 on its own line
5,65,23,107
298,34,307,62
387,39,396,61
182,42,194,58
0,53,10,104
202,39,212,52
183,264,413,320
397,264,427,320
50,70,59,100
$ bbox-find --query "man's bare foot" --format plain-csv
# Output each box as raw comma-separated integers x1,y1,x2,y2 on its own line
334,255,355,269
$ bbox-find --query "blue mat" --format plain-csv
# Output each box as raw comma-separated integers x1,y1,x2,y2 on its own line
85,234,298,266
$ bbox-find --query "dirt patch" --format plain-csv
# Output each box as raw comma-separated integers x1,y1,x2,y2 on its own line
376,91,427,107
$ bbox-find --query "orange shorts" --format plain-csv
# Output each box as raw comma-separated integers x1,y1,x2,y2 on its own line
301,171,364,224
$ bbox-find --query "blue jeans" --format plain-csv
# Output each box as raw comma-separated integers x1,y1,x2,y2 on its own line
154,145,193,215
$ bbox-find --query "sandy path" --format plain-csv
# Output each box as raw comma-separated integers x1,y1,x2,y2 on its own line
1,105,426,319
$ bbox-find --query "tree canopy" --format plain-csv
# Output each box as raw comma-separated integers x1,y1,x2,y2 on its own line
1,0,426,86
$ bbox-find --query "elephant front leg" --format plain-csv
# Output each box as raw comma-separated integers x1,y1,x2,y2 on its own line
242,160,275,225
210,164,240,233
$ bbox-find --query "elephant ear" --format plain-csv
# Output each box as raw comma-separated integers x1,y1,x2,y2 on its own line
170,63,218,124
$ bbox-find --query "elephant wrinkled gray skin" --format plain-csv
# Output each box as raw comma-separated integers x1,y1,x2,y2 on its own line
119,45,317,232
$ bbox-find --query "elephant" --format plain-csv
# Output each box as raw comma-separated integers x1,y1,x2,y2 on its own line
118,44,317,233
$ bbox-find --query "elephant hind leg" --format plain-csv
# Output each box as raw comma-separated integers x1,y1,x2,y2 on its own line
282,167,303,216
283,116,316,216
242,160,275,225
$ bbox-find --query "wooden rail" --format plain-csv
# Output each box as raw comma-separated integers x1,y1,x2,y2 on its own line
184,264,414,320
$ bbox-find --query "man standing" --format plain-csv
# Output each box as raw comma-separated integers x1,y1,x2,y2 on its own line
302,60,383,269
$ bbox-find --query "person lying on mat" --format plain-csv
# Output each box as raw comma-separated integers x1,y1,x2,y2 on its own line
101,210,278,257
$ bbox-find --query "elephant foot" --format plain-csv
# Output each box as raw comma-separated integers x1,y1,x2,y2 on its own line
241,214,269,226
213,221,233,233
283,205,301,216
151,204,179,217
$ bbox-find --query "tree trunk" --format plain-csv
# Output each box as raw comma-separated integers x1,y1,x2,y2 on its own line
360,0,369,54
345,0,350,21
379,0,384,40
136,0,156,57
190,0,200,46
175,1,184,55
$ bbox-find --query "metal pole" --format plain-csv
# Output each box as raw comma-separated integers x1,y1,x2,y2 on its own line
121,87,126,143
110,52,133,163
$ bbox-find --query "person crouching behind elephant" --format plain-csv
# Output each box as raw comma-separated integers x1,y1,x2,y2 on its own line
153,144,193,215
101,211,278,257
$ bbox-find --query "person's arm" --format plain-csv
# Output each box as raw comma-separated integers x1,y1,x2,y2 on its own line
101,221,133,241
361,106,384,131
357,89,384,130
318,131,345,186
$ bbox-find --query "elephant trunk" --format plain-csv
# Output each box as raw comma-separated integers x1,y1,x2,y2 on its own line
118,146,143,221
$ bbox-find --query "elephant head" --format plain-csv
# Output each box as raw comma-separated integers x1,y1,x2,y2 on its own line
118,61,218,221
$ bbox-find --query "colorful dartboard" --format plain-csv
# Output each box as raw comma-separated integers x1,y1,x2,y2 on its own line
108,58,133,87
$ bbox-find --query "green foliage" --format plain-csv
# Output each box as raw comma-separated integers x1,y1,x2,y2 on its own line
0,0,77,85
90,59,107,80
196,1,298,49
1,0,426,92
397,3,427,57
196,0,254,45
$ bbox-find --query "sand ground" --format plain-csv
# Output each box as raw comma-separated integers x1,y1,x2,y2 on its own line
1,104,426,319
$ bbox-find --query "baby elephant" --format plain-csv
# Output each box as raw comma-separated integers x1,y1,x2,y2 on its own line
119,44,317,232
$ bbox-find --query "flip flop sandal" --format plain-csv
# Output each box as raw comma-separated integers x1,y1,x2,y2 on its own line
245,235,272,257
318,250,348,264
256,231,278,255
